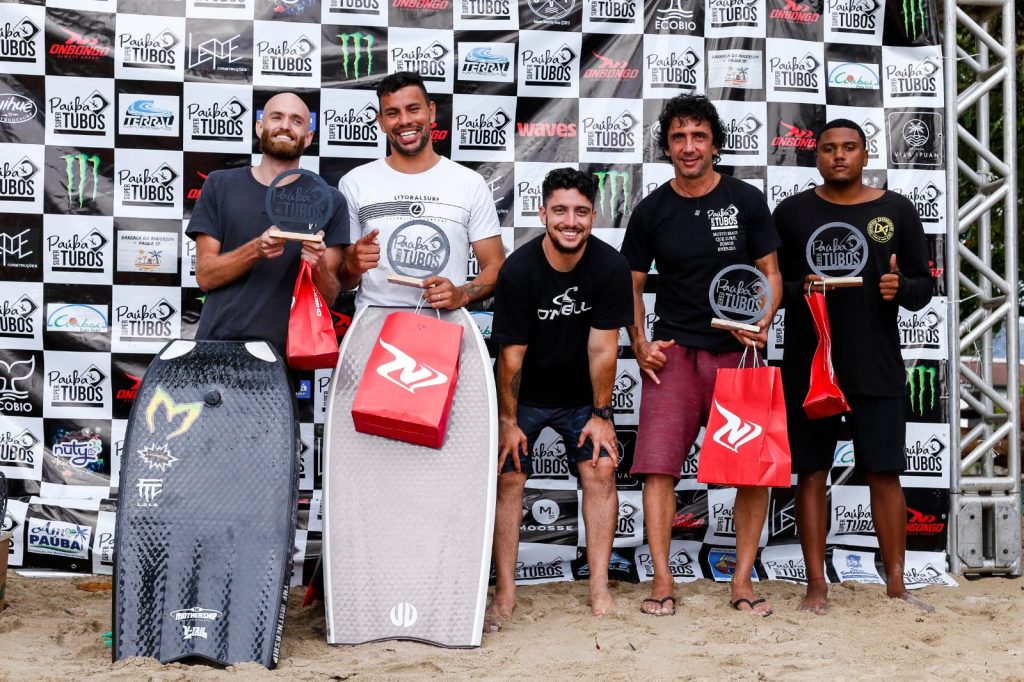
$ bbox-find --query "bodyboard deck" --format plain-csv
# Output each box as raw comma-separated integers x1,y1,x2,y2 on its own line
324,306,497,647
113,340,299,668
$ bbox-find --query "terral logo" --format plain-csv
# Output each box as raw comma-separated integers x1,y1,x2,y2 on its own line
647,50,700,90
827,0,879,34
0,156,39,203
123,99,175,134
51,26,110,60
325,104,378,148
0,16,40,63
770,0,820,22
522,44,577,87
62,153,101,209
710,401,762,452
772,120,816,150
0,93,37,125
391,42,450,82
375,339,449,393
769,53,820,92
337,32,374,80
722,114,763,155
50,91,110,136
462,46,510,78
121,29,180,69
188,97,248,142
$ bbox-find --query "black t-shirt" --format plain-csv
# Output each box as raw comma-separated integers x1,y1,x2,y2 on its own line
774,189,931,397
620,173,781,352
491,235,633,408
185,167,350,357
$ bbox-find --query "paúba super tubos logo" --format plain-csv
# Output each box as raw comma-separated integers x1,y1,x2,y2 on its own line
769,53,820,92
0,427,39,467
119,163,179,207
906,506,945,534
387,215,451,278
49,365,106,408
904,435,945,475
647,50,700,89
897,182,942,223
50,91,110,136
531,433,569,478
612,369,638,413
0,16,39,63
615,500,639,536
189,97,248,142
391,42,449,82
772,120,816,150
515,558,565,580
639,547,695,577
0,294,38,338
51,426,104,469
898,307,942,349
117,299,177,341
51,25,110,60
457,108,510,150
769,179,815,205
886,58,939,97
589,0,636,22
0,93,37,125
522,44,577,87
862,119,881,158
518,179,541,216
711,502,737,535
584,111,638,153
462,0,511,19
770,0,820,22
258,36,316,77
766,558,807,581
722,114,762,155
834,503,874,534
0,156,39,202
325,104,378,147
48,228,108,272
828,0,879,33
709,0,759,27
654,0,697,31
328,0,381,15
121,29,180,70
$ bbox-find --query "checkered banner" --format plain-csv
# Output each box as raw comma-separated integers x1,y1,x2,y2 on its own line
0,0,953,589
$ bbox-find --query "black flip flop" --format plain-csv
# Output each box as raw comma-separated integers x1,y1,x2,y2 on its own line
640,596,676,616
731,597,772,617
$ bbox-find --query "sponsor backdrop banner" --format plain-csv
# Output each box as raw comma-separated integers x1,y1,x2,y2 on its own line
0,0,950,587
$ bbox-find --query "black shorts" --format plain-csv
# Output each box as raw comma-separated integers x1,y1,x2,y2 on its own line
501,404,610,476
783,392,907,474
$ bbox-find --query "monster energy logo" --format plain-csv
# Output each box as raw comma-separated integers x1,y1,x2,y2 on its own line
63,153,100,208
906,365,937,415
901,0,927,40
593,170,629,219
337,33,373,79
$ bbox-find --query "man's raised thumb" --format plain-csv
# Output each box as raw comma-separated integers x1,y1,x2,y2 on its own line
360,228,379,244
889,253,898,273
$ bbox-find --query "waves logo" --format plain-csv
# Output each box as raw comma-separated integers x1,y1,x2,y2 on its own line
0,93,37,125
51,26,110,60
50,91,110,137
257,35,316,77
461,0,511,19
722,114,763,156
898,306,943,350
327,0,382,16
0,16,39,64
827,0,879,34
772,120,816,151
769,53,820,93
325,103,378,148
457,108,511,151
522,44,577,87
654,0,698,31
896,181,942,224
119,163,179,208
188,97,248,142
904,433,945,476
391,41,450,82
337,32,374,80
48,228,108,272
583,111,638,154
62,153,100,209
886,58,939,98
0,294,38,338
588,0,637,23
120,29,180,70
117,299,178,342
48,365,106,408
122,99,176,135
0,156,39,203
27,518,91,559
906,506,945,534
647,50,700,90
51,426,104,469
708,0,759,28
0,427,39,468
770,0,820,21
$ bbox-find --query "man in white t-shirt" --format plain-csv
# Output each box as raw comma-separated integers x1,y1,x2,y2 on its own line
338,71,504,310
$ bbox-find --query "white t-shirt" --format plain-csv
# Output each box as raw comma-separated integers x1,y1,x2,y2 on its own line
339,157,501,310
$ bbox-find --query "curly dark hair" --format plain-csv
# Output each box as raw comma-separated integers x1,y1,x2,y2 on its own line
657,94,725,162
375,71,430,104
542,167,596,207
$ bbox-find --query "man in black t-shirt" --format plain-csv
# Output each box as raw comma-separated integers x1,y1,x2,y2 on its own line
774,119,933,614
621,95,782,617
486,168,633,630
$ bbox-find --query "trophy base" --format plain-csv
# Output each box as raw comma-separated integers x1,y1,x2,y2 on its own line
818,276,863,288
710,318,760,333
268,227,323,243
386,273,426,288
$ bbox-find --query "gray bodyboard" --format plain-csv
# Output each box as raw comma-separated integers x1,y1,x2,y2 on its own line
324,306,497,647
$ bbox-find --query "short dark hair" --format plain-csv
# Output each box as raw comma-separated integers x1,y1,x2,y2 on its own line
542,167,595,207
376,71,430,104
819,118,866,147
657,94,725,160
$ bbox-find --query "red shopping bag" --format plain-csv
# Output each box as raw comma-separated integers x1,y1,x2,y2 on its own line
351,310,463,449
697,349,792,488
802,291,851,419
287,261,339,370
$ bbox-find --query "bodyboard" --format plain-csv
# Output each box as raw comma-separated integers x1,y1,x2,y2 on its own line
323,306,497,647
113,340,299,668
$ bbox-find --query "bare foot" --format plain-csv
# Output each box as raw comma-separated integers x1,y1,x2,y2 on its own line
890,590,935,613
797,578,829,615
483,589,516,633
590,588,616,617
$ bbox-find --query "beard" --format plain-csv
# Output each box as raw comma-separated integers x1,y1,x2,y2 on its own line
388,126,430,157
546,225,588,254
259,128,304,160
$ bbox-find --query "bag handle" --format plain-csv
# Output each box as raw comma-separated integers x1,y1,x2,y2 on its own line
739,341,764,369
414,294,442,319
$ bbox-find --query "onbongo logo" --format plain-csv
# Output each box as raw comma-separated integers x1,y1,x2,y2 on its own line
867,216,894,243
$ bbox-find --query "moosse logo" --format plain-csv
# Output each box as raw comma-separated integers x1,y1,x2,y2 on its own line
188,97,248,142
527,0,575,21
462,0,512,18
906,506,945,534
654,0,698,31
325,104,378,147
0,93,38,125
769,53,820,92
0,156,39,203
391,42,449,82
516,120,576,138
188,32,245,71
258,36,316,77
647,50,700,89
51,26,110,60
522,45,577,87
50,91,110,136
0,427,39,468
708,0,759,27
48,228,108,272
337,32,375,80
588,0,637,23
457,109,510,150
119,163,179,207
898,307,942,349
611,368,638,414
593,170,630,219
0,16,40,64
768,179,815,205
27,519,91,559
770,0,820,21
62,153,101,209
583,111,638,153
515,558,566,580
827,0,879,34
886,58,939,97
518,179,541,216
121,29,180,70
462,46,510,78
123,99,176,135
772,120,816,150
722,114,763,155
897,182,942,224
710,401,762,452
833,503,874,534
0,295,38,338
905,364,938,416
49,365,106,408
327,0,382,15
117,299,177,341
904,434,945,476
375,338,448,393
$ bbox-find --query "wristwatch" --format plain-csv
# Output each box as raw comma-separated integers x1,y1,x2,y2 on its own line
592,405,614,420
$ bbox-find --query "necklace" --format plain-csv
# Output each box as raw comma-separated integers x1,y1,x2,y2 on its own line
672,174,717,216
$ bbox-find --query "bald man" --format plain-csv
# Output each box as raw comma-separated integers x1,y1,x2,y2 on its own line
186,92,349,360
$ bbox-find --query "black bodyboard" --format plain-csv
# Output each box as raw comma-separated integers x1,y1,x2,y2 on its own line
113,340,299,668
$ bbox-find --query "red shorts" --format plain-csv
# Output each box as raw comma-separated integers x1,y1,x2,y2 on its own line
630,344,744,479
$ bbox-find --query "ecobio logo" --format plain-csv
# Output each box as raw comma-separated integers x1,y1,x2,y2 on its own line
391,42,449,82
654,0,698,31
121,29,180,70
0,16,39,64
50,91,111,136
188,97,249,142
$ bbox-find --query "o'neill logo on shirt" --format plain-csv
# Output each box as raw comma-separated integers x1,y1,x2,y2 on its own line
827,0,879,34
710,401,762,452
188,97,249,142
522,44,577,87
708,0,759,27
0,16,40,64
722,114,762,155
49,228,108,272
121,29,180,70
538,286,592,320
583,111,638,153
457,108,511,150
0,427,39,468
769,53,820,92
376,339,448,393
0,156,40,202
50,91,111,136
391,42,450,82
647,50,700,90
48,365,106,408
258,36,316,77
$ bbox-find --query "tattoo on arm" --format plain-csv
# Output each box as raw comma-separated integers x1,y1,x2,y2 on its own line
461,282,484,303
510,369,521,400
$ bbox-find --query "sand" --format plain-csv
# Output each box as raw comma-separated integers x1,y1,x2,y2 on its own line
0,569,1021,682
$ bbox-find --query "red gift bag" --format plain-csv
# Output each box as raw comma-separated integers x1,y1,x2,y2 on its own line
287,260,339,370
802,291,850,419
697,348,792,488
351,310,463,449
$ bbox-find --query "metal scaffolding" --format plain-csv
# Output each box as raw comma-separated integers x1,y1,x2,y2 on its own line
944,0,1021,575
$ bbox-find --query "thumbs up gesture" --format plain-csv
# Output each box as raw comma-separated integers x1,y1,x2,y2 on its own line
880,253,900,301
345,228,380,275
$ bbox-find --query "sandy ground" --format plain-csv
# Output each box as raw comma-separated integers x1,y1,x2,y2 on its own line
0,570,1021,682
